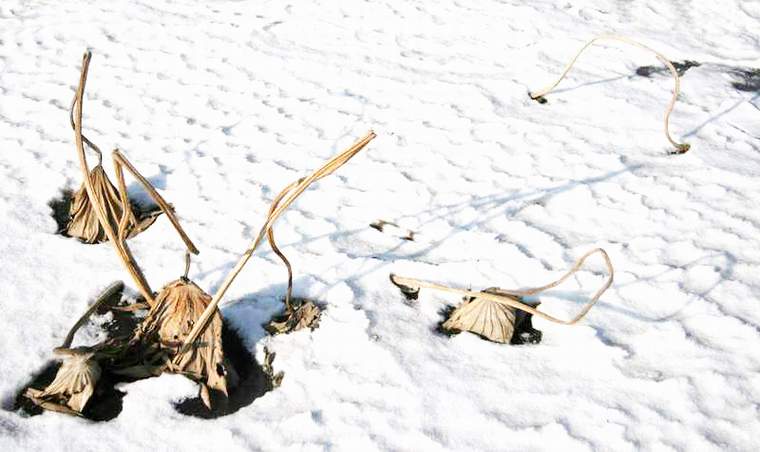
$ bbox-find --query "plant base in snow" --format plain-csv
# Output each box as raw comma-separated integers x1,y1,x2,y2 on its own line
529,93,548,104
265,299,322,335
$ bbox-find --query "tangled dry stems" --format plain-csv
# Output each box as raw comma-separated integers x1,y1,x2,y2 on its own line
26,51,376,415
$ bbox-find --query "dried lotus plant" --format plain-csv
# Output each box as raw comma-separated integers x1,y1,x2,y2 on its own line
529,35,691,154
390,248,614,344
63,71,167,243
124,273,231,409
124,130,375,406
23,281,123,415
66,164,161,244
72,51,199,305
177,130,377,356
68,51,225,409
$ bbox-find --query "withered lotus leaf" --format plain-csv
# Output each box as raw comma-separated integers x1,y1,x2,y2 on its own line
441,290,521,343
24,348,101,415
67,165,160,244
129,278,228,409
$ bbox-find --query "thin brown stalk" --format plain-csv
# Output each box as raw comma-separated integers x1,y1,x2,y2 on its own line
266,179,300,313
176,131,377,359
69,93,103,164
529,34,690,154
112,149,199,255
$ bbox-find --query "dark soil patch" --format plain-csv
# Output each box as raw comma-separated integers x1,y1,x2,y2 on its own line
48,189,73,236
174,323,273,419
730,67,760,92
635,60,700,77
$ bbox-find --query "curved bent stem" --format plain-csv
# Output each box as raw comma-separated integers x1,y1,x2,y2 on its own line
529,34,690,154
73,51,154,305
266,179,300,313
60,281,124,349
391,248,614,325
175,131,377,360
69,93,103,165
112,149,199,255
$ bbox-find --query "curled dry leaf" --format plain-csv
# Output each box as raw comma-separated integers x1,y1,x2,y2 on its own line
128,278,229,409
24,348,101,415
67,165,160,244
265,300,321,335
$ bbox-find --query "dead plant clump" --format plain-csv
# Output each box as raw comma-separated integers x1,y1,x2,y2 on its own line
24,50,376,417
62,80,165,243
123,277,231,409
528,34,691,154
66,164,161,243
265,298,322,335
390,248,614,344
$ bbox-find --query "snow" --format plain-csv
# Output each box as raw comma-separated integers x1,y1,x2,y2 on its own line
1,0,759,450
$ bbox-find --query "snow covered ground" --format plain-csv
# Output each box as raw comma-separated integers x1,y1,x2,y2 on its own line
1,0,759,450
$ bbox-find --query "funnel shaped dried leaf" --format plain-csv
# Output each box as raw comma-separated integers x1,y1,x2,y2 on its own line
67,165,160,243
441,289,542,344
130,279,228,409
24,348,101,415
442,290,520,343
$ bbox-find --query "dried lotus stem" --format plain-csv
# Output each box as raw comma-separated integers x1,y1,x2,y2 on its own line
61,281,124,349
177,131,377,357
69,91,103,165
266,178,300,313
112,149,199,255
390,248,614,326
529,35,690,154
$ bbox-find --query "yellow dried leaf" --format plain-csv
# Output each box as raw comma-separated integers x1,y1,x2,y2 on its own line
131,278,228,409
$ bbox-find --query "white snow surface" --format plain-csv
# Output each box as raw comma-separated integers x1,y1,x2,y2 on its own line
1,1,759,451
